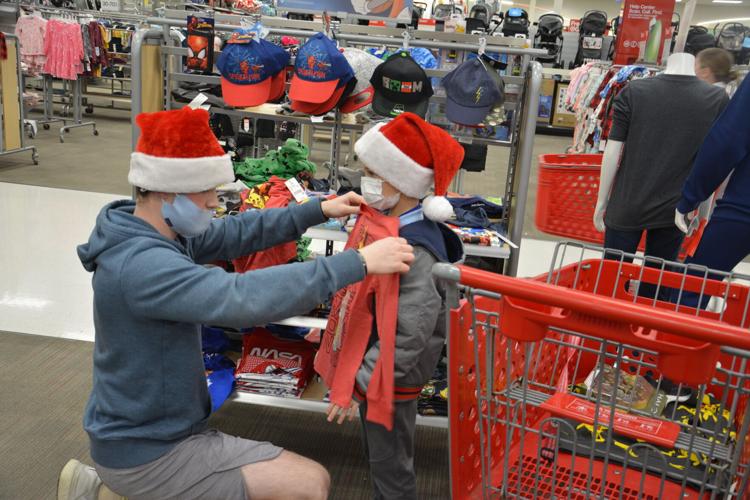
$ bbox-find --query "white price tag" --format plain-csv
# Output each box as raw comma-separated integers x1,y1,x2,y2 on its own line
188,93,210,111
285,178,309,203
309,115,325,123
95,47,100,57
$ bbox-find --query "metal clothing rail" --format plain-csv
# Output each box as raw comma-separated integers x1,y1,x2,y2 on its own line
0,33,38,165
130,22,542,275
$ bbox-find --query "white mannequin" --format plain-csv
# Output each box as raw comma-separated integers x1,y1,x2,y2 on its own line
594,53,697,232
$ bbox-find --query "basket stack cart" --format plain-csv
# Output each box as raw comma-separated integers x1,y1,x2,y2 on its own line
535,154,703,259
437,242,750,499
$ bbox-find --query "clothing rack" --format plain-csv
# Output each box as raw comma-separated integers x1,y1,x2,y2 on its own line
0,32,38,164
19,4,145,133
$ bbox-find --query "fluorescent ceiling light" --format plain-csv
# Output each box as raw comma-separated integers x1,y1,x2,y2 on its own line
713,0,743,3
698,16,750,25
500,0,514,4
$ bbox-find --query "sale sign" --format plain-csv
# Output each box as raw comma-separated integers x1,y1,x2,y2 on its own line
614,0,675,65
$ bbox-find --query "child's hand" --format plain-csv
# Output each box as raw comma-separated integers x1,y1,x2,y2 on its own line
326,401,360,425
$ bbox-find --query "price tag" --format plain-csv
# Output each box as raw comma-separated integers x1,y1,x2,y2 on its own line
188,93,210,111
285,178,309,203
95,47,100,57
309,115,325,123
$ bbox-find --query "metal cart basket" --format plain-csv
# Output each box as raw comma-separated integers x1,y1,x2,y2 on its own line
436,242,750,499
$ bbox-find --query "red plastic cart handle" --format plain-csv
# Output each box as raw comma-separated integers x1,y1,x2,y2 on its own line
454,264,750,350
440,265,750,385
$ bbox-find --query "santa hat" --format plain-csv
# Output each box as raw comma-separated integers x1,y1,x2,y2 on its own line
354,112,465,222
129,107,234,193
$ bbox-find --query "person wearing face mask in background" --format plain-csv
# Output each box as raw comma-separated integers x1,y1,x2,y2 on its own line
325,113,465,500
695,47,739,92
59,107,415,500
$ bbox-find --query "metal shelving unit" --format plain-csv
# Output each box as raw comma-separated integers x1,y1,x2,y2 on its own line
129,17,542,425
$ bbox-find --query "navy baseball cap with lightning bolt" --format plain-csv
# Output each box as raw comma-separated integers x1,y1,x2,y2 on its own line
442,58,502,126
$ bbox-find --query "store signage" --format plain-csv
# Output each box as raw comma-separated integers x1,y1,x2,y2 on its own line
100,0,121,11
418,18,436,31
566,18,581,32
277,0,413,20
614,0,675,65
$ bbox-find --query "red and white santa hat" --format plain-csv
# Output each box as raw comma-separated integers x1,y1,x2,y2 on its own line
129,107,234,193
354,112,465,222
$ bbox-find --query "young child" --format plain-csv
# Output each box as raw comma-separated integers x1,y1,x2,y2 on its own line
326,112,465,499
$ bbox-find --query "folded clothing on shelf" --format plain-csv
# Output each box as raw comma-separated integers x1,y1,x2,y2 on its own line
235,327,317,399
446,225,505,247
234,139,316,188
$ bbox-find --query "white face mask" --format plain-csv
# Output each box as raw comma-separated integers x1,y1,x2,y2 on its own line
360,176,400,212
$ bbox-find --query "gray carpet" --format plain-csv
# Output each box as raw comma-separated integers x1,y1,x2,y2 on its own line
0,332,449,500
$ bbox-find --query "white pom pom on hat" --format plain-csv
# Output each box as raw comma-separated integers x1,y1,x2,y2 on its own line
423,195,455,222
354,112,465,222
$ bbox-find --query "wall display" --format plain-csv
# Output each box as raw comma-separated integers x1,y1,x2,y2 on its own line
614,0,675,65
277,0,413,20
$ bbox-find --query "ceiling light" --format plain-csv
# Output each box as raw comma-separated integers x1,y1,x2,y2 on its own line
698,16,750,25
713,0,743,4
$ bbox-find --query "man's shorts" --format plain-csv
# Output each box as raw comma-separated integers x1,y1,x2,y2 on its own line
94,429,283,500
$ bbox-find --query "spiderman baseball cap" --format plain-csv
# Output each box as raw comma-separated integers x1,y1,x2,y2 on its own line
289,33,354,104
442,58,501,126
371,51,433,118
216,30,290,107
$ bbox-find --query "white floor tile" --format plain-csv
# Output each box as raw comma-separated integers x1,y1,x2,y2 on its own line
0,183,121,341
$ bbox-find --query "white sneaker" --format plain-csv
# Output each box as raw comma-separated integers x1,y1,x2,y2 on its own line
57,459,124,500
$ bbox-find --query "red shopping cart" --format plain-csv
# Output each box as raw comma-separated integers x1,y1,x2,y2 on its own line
535,154,705,259
436,242,750,499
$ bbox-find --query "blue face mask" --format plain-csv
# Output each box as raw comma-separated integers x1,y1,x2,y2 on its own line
161,194,213,238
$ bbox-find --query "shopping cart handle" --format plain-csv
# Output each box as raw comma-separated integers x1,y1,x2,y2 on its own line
434,264,750,352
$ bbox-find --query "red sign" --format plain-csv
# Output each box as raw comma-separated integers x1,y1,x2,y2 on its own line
566,18,581,33
614,0,676,65
540,392,680,448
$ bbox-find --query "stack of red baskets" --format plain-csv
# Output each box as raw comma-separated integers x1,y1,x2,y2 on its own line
535,154,701,256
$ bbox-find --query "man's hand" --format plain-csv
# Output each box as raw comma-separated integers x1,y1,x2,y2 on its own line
326,401,359,425
321,192,364,219
359,237,415,275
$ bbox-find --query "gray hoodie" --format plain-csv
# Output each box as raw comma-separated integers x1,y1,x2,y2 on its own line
77,199,364,469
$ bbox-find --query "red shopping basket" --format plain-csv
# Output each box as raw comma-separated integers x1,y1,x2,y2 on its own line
535,154,703,259
440,245,750,499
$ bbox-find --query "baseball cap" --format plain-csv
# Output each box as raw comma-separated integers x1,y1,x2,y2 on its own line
340,48,383,113
370,51,433,118
216,30,290,107
291,77,357,115
289,33,354,104
442,58,501,126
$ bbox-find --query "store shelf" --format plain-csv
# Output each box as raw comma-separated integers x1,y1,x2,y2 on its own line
305,227,510,259
232,379,448,428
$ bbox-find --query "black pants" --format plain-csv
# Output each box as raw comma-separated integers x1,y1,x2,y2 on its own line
604,226,685,300
359,399,418,500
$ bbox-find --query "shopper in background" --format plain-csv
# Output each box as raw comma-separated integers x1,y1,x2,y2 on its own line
695,47,738,90
57,107,415,500
676,76,750,301
324,113,465,500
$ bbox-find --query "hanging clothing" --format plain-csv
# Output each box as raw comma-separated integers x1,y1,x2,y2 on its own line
0,32,6,60
14,14,47,74
232,177,298,273
44,19,85,80
315,206,401,430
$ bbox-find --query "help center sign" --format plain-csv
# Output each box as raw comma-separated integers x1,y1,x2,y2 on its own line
614,0,675,65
